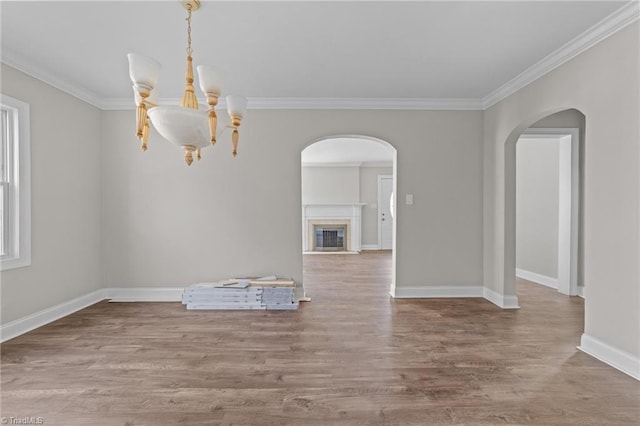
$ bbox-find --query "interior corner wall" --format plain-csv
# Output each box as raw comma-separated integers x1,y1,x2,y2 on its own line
0,64,102,324
360,167,393,246
483,22,640,358
101,109,484,294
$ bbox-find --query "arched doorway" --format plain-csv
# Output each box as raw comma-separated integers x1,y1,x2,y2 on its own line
504,109,585,305
300,135,398,296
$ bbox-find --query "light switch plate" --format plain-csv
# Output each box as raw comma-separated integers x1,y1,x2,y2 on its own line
406,194,414,205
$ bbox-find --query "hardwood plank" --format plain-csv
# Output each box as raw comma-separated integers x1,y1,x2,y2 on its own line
2,251,639,425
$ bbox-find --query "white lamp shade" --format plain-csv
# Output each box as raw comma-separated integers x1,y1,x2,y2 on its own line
196,65,222,96
133,86,159,105
127,53,161,91
226,95,248,119
147,106,210,148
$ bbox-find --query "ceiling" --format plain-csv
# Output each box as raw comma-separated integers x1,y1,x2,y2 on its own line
0,1,633,109
302,138,394,165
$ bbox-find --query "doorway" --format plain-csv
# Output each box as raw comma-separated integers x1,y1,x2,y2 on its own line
301,135,397,295
516,128,580,297
378,175,393,250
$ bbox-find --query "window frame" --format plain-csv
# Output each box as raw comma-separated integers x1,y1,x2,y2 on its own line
1,94,31,271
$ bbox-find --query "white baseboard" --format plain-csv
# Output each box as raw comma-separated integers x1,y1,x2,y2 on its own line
361,244,381,250
483,287,520,309
391,285,521,310
579,333,640,381
577,286,585,298
0,287,185,342
516,268,558,289
391,285,483,298
1,289,107,343
105,287,183,302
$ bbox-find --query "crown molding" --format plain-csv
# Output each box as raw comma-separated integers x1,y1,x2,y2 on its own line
361,161,393,168
1,47,105,110
246,97,484,110
302,162,364,168
3,2,638,112
482,1,640,109
100,97,483,111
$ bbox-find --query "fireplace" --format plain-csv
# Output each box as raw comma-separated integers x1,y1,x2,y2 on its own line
302,204,365,253
314,225,346,251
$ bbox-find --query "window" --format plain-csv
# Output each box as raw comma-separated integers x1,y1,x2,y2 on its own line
1,94,31,271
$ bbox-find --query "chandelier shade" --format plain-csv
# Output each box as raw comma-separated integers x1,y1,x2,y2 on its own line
196,65,223,96
126,0,247,165
147,106,210,149
127,53,161,94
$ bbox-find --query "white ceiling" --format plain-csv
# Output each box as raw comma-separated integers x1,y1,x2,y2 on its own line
0,1,633,109
302,138,394,165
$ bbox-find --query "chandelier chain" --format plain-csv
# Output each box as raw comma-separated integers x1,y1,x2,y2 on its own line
186,6,193,55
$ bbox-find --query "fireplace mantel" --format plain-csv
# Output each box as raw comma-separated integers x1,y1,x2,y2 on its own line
302,204,366,253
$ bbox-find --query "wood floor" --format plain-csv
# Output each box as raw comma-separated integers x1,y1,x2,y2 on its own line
2,251,639,425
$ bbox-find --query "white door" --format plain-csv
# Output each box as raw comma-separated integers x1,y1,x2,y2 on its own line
378,176,394,250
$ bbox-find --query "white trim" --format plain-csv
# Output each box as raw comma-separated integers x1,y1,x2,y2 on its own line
105,287,184,302
302,162,363,168
0,289,107,343
483,287,520,309
577,286,585,299
361,244,381,250
391,285,483,298
0,287,185,342
516,268,558,290
0,94,31,271
101,97,484,111
482,1,640,109
1,49,105,109
361,161,393,168
579,333,640,381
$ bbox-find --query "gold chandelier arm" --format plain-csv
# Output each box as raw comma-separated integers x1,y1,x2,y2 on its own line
141,115,150,151
136,102,147,140
208,109,218,145
232,128,239,157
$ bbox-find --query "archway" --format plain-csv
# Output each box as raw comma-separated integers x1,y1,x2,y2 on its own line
503,108,585,305
300,135,398,296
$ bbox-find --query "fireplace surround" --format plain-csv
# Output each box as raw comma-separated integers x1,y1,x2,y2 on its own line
302,204,365,253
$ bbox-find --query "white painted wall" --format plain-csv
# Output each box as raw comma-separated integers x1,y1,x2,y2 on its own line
516,138,559,279
360,167,393,246
0,64,102,324
483,22,639,360
101,109,484,296
301,166,359,204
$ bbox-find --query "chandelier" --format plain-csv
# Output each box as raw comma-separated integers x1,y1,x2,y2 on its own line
127,0,247,166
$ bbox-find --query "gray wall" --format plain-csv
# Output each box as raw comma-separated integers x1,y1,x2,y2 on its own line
0,64,102,324
301,166,360,204
516,138,559,278
102,109,484,294
360,167,393,246
483,22,639,357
